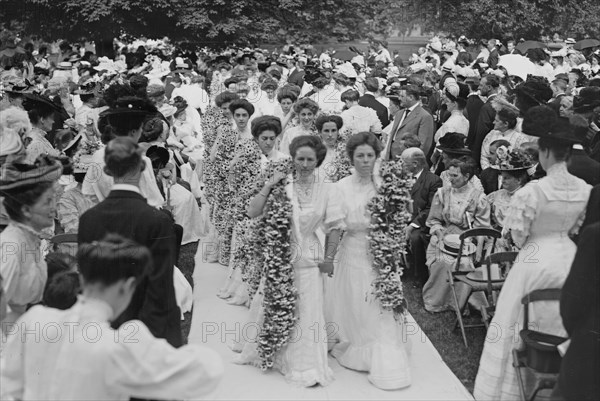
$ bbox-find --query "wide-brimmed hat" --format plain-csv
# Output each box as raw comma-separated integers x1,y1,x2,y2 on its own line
99,96,157,118
438,234,476,256
522,106,582,143
565,38,576,45
3,79,34,94
22,93,62,113
57,61,73,70
573,86,600,113
495,148,534,171
0,155,63,191
74,80,97,95
552,73,569,83
438,132,471,155
514,79,553,106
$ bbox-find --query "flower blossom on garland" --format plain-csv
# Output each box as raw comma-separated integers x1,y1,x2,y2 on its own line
366,158,413,320
256,159,296,370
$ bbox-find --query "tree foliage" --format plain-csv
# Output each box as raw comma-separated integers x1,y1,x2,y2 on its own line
0,0,598,47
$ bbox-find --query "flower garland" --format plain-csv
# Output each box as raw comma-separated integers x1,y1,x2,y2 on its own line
366,158,413,320
328,126,353,182
256,159,297,370
201,107,227,207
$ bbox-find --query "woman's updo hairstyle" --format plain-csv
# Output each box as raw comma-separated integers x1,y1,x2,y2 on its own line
277,87,299,103
77,233,151,286
332,73,351,87
346,131,383,162
251,115,282,138
447,156,477,180
340,89,360,103
140,117,166,143
289,135,327,167
315,115,343,131
228,99,255,117
496,108,518,129
311,77,331,90
292,98,319,114
215,91,239,107
2,181,54,222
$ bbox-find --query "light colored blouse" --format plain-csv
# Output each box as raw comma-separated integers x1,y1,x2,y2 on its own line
24,127,60,163
1,297,224,400
57,184,96,233
0,222,47,332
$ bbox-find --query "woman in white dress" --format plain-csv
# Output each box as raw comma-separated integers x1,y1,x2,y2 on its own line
235,135,343,387
339,89,382,136
329,132,411,390
218,116,290,305
474,109,592,400
278,98,319,155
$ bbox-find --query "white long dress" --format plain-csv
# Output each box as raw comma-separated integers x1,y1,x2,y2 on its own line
474,162,591,400
329,173,412,390
234,175,344,387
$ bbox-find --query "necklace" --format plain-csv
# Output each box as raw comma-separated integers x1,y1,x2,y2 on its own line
294,177,316,208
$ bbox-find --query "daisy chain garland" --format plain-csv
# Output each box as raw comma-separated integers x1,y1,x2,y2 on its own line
257,159,297,370
366,159,413,320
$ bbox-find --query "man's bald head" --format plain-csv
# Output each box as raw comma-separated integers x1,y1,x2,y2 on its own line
401,147,427,174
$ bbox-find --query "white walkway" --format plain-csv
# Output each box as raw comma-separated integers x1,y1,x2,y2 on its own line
189,250,474,400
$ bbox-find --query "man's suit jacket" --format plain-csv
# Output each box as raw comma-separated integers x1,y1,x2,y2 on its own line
411,170,443,228
480,167,500,195
465,95,484,147
487,49,500,69
386,105,434,160
359,93,390,128
582,184,600,230
557,221,600,400
287,68,305,88
78,190,182,347
471,96,497,168
568,148,600,186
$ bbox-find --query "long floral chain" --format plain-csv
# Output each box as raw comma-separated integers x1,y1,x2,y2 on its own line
366,159,413,320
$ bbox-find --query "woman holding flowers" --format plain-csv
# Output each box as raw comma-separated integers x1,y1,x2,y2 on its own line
235,135,344,387
329,132,412,390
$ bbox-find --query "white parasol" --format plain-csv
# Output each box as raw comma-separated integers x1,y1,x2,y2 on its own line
497,54,535,81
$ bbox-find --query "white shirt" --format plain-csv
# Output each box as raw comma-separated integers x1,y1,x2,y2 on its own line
172,84,210,114
434,109,470,144
340,104,382,135
0,298,223,401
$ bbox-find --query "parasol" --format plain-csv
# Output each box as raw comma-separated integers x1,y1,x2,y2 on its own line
515,41,547,54
497,54,535,81
331,49,356,61
573,39,600,50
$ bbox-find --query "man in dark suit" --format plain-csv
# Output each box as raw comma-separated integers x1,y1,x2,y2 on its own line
384,84,435,160
359,77,390,128
78,137,182,347
548,74,568,114
470,74,500,168
568,144,600,185
464,77,484,147
486,39,500,69
286,57,306,88
401,147,442,284
553,221,600,401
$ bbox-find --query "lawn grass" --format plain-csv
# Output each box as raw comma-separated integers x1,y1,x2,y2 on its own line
177,241,484,394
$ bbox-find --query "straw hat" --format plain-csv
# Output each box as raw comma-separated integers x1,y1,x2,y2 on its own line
438,234,476,257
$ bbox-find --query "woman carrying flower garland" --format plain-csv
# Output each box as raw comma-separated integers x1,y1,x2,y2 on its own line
218,116,290,305
328,132,412,390
315,114,352,183
278,98,319,156
235,135,344,387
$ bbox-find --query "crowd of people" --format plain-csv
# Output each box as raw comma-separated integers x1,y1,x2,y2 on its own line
0,32,599,400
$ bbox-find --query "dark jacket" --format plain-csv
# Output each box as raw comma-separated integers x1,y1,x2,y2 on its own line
568,147,600,186
480,167,500,195
411,170,443,228
471,95,497,168
78,190,182,347
487,49,500,69
558,222,600,401
465,95,484,149
358,93,390,128
287,67,305,88
581,184,600,230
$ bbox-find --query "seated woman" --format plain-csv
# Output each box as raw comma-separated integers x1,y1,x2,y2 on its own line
435,132,485,191
480,139,511,195
278,98,319,155
487,148,533,231
480,107,530,170
422,156,491,312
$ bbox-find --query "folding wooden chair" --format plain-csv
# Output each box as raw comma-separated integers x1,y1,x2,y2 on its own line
513,288,567,401
447,227,501,347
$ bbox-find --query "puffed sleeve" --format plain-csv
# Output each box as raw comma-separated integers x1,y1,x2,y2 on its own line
503,184,539,248
107,320,224,400
324,184,345,232
57,192,80,233
472,192,491,228
426,188,444,234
